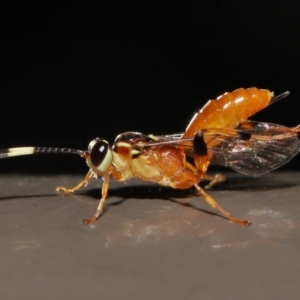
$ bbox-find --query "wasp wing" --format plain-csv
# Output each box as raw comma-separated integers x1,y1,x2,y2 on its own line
140,122,299,176
206,122,300,175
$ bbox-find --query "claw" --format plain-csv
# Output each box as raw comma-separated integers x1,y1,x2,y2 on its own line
56,186,74,193
82,217,97,225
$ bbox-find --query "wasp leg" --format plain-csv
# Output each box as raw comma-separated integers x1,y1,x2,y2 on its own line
56,169,94,193
192,131,250,226
204,173,226,189
194,183,251,226
186,161,225,189
192,128,249,188
82,172,110,225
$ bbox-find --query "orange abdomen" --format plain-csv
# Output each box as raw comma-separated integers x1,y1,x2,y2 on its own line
182,88,273,139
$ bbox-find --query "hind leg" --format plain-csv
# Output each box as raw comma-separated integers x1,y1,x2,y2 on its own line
193,183,251,226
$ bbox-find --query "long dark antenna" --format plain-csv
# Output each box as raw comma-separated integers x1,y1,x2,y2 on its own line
0,147,86,159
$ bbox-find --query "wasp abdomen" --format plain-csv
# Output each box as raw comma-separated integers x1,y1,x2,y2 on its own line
183,88,273,138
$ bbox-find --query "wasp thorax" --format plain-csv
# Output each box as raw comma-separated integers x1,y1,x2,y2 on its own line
88,138,113,174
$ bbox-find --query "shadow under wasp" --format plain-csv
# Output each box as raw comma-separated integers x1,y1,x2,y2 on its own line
1,87,300,226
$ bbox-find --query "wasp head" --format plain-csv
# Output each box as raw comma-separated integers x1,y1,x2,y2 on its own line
86,138,113,176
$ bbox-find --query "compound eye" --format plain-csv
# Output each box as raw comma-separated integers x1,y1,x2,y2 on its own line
88,139,112,173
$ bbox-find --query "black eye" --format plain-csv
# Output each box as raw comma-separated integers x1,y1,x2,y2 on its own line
88,139,113,173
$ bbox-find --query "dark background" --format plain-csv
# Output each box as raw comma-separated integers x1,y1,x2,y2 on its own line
2,5,300,299
1,1,300,173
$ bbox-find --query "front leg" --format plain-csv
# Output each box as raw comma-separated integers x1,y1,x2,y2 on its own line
82,172,110,225
56,169,94,193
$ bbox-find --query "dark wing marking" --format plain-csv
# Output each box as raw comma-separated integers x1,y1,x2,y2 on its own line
137,122,300,176
208,122,300,175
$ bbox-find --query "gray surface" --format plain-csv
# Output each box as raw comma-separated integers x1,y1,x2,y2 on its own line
0,172,300,299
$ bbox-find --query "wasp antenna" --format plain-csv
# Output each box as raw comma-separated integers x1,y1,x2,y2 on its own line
270,91,290,104
0,147,86,159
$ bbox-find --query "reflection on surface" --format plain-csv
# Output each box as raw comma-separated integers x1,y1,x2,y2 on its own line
0,173,298,251
82,181,298,249
9,240,41,251
249,209,296,238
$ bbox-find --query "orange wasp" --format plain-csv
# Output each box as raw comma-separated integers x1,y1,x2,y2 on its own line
1,88,300,225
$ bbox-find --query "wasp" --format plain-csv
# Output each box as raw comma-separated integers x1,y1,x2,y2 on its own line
1,88,300,225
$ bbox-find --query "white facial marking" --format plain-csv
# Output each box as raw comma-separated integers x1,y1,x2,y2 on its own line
97,149,113,173
116,142,131,148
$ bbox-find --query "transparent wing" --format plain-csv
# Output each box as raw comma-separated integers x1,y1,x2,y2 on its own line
140,122,300,176
207,122,300,175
